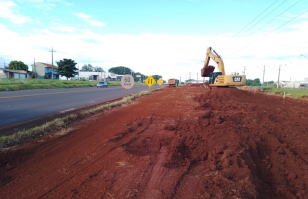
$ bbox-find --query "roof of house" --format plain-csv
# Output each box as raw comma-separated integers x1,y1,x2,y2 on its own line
40,62,58,68
2,69,27,74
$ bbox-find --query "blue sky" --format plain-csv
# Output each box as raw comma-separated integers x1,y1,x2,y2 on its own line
0,0,308,81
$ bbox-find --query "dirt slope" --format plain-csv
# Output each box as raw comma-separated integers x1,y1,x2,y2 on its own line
1,87,308,199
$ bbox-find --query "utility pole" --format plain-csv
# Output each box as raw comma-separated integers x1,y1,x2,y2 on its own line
49,47,56,80
243,66,246,75
277,65,281,88
263,65,265,87
34,58,36,79
197,73,198,83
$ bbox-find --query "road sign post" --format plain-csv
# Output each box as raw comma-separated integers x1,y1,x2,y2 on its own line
121,74,134,97
157,78,163,86
145,76,156,90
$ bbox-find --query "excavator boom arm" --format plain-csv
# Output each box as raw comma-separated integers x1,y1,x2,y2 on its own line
201,47,226,77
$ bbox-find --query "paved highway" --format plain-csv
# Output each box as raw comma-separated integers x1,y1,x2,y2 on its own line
0,85,163,131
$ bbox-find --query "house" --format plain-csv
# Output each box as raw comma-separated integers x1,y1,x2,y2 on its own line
30,62,59,79
0,68,29,79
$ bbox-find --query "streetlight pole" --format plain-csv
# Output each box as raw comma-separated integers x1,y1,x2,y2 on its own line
277,65,281,88
49,47,56,80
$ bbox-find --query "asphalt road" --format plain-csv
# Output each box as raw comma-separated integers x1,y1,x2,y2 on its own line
0,85,163,131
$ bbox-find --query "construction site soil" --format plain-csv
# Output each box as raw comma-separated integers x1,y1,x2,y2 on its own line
1,87,308,199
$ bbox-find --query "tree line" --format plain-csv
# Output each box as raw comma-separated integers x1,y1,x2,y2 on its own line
80,64,104,72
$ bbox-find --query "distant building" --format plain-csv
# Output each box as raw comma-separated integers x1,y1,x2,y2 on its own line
30,62,59,79
76,72,118,81
116,75,123,81
278,81,308,88
0,68,29,79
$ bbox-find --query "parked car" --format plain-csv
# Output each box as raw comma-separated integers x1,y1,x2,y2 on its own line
97,81,108,88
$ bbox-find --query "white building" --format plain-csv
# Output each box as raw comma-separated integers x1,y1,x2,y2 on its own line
72,71,118,81
278,81,308,88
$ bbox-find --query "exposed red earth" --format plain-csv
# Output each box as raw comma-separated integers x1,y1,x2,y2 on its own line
1,87,308,198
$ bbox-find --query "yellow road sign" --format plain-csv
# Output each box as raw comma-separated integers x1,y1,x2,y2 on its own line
157,78,163,85
145,76,156,87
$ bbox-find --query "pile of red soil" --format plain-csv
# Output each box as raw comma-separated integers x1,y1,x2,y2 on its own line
201,65,215,77
301,95,308,99
1,87,308,198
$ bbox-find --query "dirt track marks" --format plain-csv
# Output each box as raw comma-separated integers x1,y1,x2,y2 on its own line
1,87,308,198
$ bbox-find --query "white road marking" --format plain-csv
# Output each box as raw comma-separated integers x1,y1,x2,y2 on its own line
59,108,75,113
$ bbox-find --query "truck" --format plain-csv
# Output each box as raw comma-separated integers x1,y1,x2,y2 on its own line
168,78,176,87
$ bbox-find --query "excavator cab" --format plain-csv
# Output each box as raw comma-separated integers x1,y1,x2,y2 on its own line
209,72,222,84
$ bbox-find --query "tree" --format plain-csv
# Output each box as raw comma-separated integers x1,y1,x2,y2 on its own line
246,78,261,86
152,75,162,82
56,59,78,80
108,66,132,75
94,67,104,72
80,64,94,71
8,61,28,71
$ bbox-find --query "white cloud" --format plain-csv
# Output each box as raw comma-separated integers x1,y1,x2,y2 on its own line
0,20,307,82
59,26,77,32
73,12,105,27
73,12,91,19
0,1,32,24
88,19,105,26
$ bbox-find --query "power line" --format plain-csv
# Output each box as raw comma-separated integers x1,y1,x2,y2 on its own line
247,0,302,37
220,0,279,48
235,0,287,39
225,10,308,58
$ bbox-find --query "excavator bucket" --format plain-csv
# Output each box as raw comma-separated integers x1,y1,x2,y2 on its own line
201,65,215,77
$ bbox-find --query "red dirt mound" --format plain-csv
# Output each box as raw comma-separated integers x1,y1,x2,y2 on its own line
301,95,308,99
1,87,308,198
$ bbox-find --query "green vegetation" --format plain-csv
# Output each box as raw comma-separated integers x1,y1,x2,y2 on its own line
0,78,147,91
8,60,28,71
80,64,104,72
56,59,78,80
108,66,163,82
247,84,308,98
265,87,308,98
0,114,77,150
246,78,261,86
0,87,162,151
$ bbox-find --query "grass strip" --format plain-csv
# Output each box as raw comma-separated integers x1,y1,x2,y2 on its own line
242,86,308,98
0,87,161,151
0,79,146,91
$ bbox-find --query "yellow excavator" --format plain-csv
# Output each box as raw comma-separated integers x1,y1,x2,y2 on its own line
201,47,246,87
